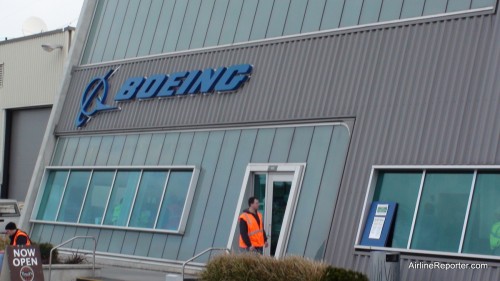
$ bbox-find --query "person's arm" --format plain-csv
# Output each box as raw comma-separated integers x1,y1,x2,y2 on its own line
16,235,28,246
239,218,252,248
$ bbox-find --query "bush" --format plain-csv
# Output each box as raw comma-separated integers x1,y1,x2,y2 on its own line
37,242,59,264
0,235,10,251
321,266,369,281
62,251,87,264
200,253,367,281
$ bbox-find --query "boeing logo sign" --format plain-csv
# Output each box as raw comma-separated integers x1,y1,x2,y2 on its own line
75,63,253,127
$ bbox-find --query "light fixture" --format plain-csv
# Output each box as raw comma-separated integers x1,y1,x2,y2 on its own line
41,44,63,52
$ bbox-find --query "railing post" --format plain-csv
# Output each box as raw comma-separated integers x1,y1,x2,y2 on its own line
48,236,97,281
181,247,230,281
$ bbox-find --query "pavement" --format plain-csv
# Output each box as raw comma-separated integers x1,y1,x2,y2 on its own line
77,266,199,281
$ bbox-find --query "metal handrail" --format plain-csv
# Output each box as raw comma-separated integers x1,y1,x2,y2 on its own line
48,236,96,281
181,247,230,280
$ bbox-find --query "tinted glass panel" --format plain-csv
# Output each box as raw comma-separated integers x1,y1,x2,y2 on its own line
37,170,68,221
129,171,168,228
156,171,193,230
463,173,500,255
410,172,473,252
373,172,422,248
79,171,115,224
57,171,91,223
103,171,140,226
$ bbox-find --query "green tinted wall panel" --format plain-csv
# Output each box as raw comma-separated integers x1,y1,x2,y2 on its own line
190,0,216,48
401,0,426,18
411,172,473,252
194,130,241,255
145,134,166,165
251,128,276,162
50,225,65,245
173,132,195,164
101,0,129,62
137,0,164,56
462,173,500,255
119,135,140,165
447,0,472,12
359,0,383,24
72,227,89,249
379,0,404,21
269,128,294,162
149,0,176,54
52,138,67,166
304,126,349,259
219,0,244,45
249,0,275,41
210,129,258,254
423,0,448,16
107,135,126,166
301,0,328,33
287,126,314,162
471,0,496,7
113,0,141,59
84,228,101,250
84,137,103,166
174,131,224,260
287,126,333,255
121,232,140,255
373,171,422,249
73,137,91,166
97,229,113,251
176,0,203,50
39,224,55,244
339,0,363,27
158,133,180,165
61,226,77,248
81,0,107,64
148,233,168,258
89,0,118,63
266,0,291,38
124,0,152,58
61,138,79,166
204,0,230,47
320,0,345,30
30,224,43,243
107,230,126,253
132,134,152,165
283,0,309,35
95,136,114,166
233,0,259,43
163,0,190,52
134,232,154,256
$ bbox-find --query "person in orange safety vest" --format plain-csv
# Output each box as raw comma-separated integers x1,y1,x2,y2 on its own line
239,197,268,254
5,222,31,246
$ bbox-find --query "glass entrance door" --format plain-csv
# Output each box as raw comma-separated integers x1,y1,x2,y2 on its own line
253,173,293,256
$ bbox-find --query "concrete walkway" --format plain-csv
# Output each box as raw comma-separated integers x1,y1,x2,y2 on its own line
78,266,198,281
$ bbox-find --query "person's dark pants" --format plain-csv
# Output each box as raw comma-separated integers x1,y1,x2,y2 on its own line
240,247,263,254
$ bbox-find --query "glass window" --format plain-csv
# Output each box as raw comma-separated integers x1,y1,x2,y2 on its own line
462,173,500,256
79,171,115,225
156,171,193,230
103,171,141,226
372,172,422,248
36,170,68,221
129,171,169,228
57,171,91,223
410,172,473,252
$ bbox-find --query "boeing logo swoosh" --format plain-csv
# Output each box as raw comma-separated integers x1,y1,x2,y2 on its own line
75,68,119,127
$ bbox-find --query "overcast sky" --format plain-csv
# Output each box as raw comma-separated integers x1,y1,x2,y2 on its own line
0,0,85,40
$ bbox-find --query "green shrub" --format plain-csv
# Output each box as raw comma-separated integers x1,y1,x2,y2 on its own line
0,235,10,251
201,253,366,281
62,251,87,264
37,243,59,264
320,266,369,281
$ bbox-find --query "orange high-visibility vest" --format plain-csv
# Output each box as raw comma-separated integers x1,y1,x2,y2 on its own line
12,230,31,246
239,212,265,248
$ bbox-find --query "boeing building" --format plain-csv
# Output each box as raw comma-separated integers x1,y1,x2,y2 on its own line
18,0,500,280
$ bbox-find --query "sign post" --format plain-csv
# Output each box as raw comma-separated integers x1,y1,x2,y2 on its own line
2,246,44,281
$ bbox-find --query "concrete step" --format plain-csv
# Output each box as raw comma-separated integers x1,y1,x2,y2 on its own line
76,266,200,281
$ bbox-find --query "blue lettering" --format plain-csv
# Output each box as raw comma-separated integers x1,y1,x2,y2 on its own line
157,72,188,97
136,74,167,99
188,67,227,94
176,71,201,95
115,77,145,101
214,64,253,92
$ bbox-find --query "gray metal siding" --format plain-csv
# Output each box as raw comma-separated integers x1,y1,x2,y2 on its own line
80,0,497,64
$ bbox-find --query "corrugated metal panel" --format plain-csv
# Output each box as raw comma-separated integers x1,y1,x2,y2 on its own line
51,10,500,280
0,30,71,108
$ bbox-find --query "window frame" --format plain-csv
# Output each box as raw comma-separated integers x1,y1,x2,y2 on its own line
226,163,306,258
355,165,500,260
31,165,199,234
